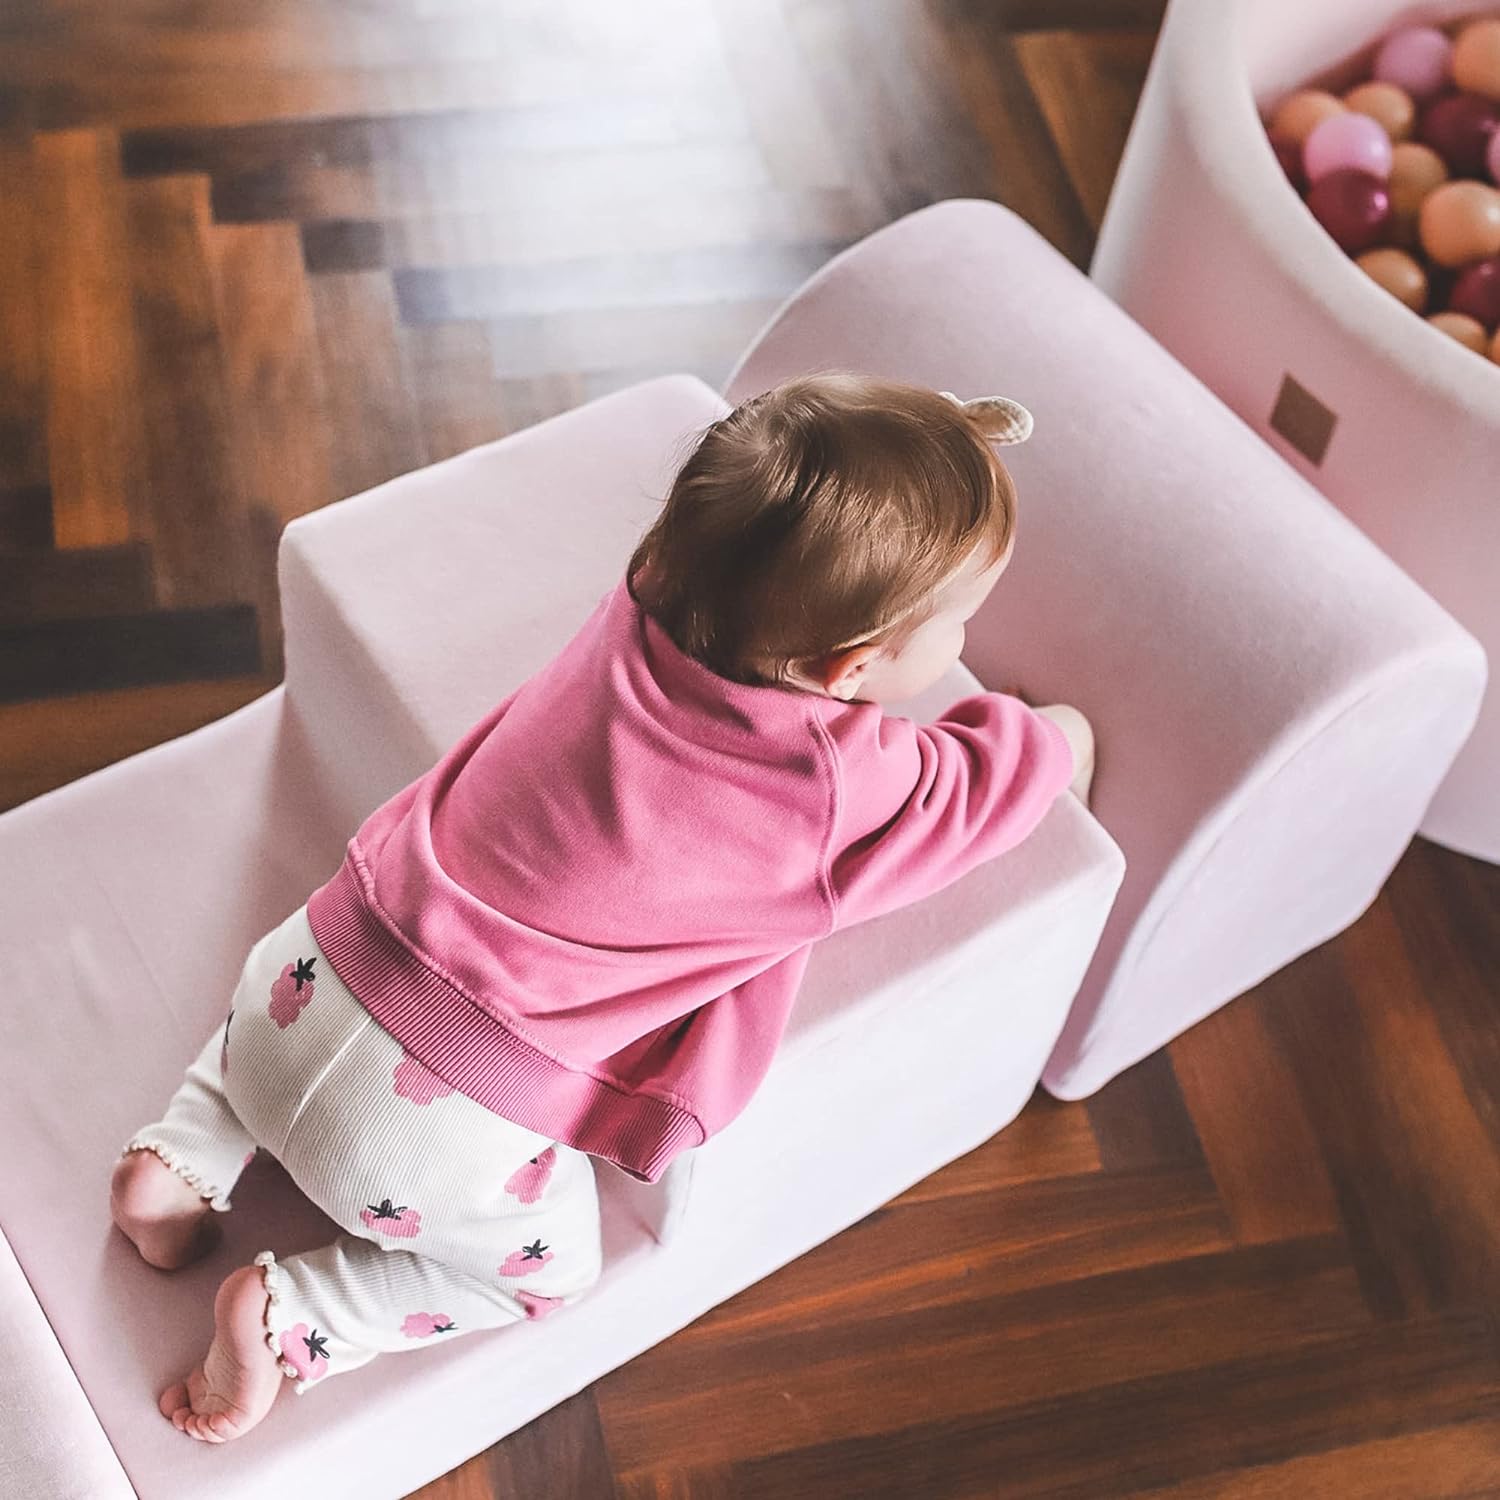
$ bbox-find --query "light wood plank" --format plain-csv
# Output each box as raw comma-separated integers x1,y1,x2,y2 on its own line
308,270,427,499
0,141,46,492
33,128,147,549
0,675,274,813
1013,27,1158,230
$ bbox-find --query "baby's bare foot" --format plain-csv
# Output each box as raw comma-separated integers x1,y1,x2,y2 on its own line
110,1148,223,1270
159,1262,286,1442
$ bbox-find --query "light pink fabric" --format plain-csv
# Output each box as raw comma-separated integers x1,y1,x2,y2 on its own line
1091,0,1500,861
0,370,1121,1499
0,1224,135,1500
304,574,1072,1183
721,196,1486,1099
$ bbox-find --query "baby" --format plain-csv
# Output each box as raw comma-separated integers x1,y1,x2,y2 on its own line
109,369,1094,1443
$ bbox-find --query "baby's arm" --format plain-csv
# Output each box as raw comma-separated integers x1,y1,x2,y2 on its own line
822,692,1078,932
1033,703,1094,806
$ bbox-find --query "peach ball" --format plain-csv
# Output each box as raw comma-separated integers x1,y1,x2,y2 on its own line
1356,247,1429,310
1345,80,1416,142
1452,18,1500,102
1428,310,1490,353
1419,180,1500,267
1387,141,1450,247
1270,89,1345,145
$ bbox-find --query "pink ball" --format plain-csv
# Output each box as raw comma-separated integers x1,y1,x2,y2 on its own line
1450,255,1500,330
1420,91,1500,177
1489,127,1500,184
1375,26,1454,101
1304,111,1395,182
1374,26,1446,102
1306,169,1393,253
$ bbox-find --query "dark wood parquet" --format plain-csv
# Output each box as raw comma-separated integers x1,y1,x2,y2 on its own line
4,2,1500,1496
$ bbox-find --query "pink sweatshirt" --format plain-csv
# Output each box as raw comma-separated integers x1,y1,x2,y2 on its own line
306,575,1075,1182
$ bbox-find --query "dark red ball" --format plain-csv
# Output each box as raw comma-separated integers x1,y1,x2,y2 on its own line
1449,255,1500,330
1306,168,1393,253
1270,130,1307,190
1418,90,1500,177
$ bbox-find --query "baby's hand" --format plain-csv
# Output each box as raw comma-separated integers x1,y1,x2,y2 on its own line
1034,703,1095,807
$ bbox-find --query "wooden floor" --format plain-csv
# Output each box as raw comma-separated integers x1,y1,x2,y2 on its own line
5,1,1500,1495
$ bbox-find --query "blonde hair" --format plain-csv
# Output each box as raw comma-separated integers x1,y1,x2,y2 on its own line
627,370,1019,688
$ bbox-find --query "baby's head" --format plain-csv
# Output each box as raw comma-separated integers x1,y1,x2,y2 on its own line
627,370,1030,706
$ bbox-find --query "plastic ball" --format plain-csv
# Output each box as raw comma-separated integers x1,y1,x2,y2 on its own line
1427,309,1490,352
1388,141,1450,246
1270,132,1306,190
1450,254,1500,330
1270,89,1345,145
1419,179,1500,266
1307,169,1393,253
1374,25,1454,101
1305,111,1395,181
1356,246,1430,310
1452,18,1500,102
1419,91,1500,177
1344,80,1416,143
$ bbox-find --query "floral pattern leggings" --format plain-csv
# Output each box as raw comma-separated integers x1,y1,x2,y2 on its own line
120,902,604,1395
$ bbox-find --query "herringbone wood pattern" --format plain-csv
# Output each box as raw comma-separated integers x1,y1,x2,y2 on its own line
4,2,1499,1495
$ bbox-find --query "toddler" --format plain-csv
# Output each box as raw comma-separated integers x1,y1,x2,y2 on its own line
109,369,1095,1443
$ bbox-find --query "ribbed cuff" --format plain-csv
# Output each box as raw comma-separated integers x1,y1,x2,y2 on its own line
305,853,705,1184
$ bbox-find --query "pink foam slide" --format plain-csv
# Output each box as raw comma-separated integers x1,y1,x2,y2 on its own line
1091,0,1500,862
0,199,1479,1499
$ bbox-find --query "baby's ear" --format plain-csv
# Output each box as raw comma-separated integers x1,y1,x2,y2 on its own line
938,390,1034,445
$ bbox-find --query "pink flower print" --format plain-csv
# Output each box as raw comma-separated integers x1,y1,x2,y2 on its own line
504,1147,556,1204
401,1312,458,1339
497,1238,553,1278
269,956,318,1027
279,1324,330,1382
360,1197,422,1238
515,1291,565,1321
220,1008,234,1076
392,1052,457,1106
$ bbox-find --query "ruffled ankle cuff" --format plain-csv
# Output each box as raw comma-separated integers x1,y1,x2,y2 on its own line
253,1250,311,1395
121,1139,232,1213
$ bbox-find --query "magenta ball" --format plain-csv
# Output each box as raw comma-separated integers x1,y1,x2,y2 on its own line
1419,91,1500,177
1307,169,1393,253
1304,111,1394,182
1375,26,1454,101
1450,256,1500,331
1489,127,1500,184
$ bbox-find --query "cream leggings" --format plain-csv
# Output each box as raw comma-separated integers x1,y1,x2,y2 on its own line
120,903,604,1395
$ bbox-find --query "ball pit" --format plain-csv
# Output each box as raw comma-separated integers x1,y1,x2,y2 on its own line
1267,14,1500,362
1091,0,1500,862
